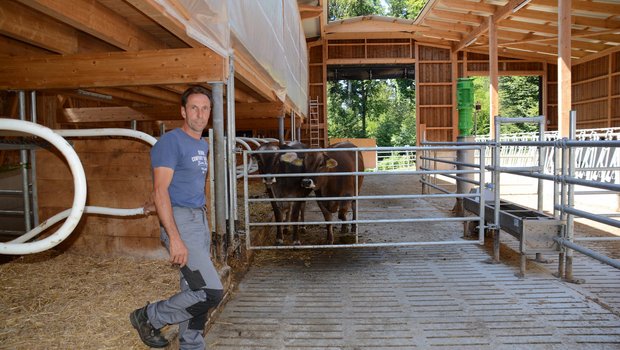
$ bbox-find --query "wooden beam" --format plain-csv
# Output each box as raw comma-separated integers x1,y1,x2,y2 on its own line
558,0,571,137
534,0,620,15
0,34,55,56
124,0,202,48
299,5,322,20
0,1,78,54
453,0,530,52
437,0,496,15
63,106,180,123
17,0,164,51
324,18,428,34
235,102,285,119
489,17,499,137
423,19,473,33
119,86,179,104
0,47,226,90
236,118,296,130
429,9,484,26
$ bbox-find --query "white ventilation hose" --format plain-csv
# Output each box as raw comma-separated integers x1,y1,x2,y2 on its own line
0,119,87,255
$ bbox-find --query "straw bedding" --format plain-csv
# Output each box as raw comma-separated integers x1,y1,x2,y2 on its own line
0,251,179,349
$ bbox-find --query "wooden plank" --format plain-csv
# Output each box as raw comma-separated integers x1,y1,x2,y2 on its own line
120,86,180,104
0,1,78,54
63,106,180,123
17,0,164,51
454,0,528,52
124,0,203,48
438,0,496,15
0,34,54,56
87,88,177,106
236,118,296,130
558,0,571,137
235,102,285,119
429,9,483,26
299,4,322,20
324,18,428,35
0,47,226,90
489,17,499,136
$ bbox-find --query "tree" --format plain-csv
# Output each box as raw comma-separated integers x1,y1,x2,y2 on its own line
470,75,540,136
326,0,423,146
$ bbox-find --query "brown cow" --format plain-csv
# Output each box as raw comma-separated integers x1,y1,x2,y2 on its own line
253,141,311,245
284,141,364,244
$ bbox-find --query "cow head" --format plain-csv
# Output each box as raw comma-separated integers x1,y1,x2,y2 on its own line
253,142,281,186
282,151,338,189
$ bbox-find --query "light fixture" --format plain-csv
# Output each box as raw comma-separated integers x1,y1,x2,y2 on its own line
512,0,531,13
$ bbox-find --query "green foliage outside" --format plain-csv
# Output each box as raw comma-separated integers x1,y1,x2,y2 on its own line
326,0,542,147
470,76,541,135
327,0,425,147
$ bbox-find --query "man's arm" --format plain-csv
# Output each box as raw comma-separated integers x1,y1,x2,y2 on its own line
153,166,188,266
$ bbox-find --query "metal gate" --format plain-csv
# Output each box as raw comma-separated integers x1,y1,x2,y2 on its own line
242,145,487,250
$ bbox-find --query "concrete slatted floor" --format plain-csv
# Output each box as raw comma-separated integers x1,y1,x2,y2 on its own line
205,245,620,350
209,175,620,349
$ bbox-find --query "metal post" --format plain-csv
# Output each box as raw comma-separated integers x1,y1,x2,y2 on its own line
492,116,501,263
565,110,579,282
212,83,228,265
455,135,475,216
290,111,295,141
479,146,486,245
29,91,39,226
130,120,137,130
278,116,285,145
537,116,545,212
354,148,359,243
18,91,32,232
226,56,237,253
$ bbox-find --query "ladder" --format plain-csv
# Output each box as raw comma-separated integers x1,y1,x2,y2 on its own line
309,98,320,148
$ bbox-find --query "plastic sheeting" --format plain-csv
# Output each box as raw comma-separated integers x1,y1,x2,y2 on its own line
155,0,308,114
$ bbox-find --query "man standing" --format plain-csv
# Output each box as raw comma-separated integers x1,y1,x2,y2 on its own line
130,86,223,349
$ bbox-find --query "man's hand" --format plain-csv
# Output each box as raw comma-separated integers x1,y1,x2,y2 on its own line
169,237,188,267
143,196,157,216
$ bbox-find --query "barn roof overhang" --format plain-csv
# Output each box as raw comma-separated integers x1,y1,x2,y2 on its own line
317,0,620,64
0,0,311,130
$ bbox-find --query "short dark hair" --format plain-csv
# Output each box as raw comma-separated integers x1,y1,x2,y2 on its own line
181,85,212,107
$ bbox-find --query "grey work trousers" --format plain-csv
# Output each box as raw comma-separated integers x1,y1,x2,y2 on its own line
147,206,224,350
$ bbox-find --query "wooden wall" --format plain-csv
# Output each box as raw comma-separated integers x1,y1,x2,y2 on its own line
329,137,377,169
306,43,328,147
36,139,164,258
547,48,620,130
416,44,455,143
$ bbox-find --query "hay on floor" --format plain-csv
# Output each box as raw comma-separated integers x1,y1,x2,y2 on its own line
0,251,179,349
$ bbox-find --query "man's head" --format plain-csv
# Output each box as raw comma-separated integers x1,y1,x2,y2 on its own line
181,86,212,138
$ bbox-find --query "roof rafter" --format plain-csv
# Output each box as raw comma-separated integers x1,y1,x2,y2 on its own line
454,0,535,52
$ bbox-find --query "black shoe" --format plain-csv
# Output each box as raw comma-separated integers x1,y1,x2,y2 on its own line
129,304,169,348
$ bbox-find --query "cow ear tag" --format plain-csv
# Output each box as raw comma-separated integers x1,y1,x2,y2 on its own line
280,152,298,163
326,158,338,168
293,158,303,166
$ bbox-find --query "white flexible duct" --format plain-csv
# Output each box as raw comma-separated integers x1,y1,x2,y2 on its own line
55,128,157,146
0,119,87,255
10,206,144,244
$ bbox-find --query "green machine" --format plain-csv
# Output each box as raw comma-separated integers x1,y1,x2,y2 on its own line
457,77,474,136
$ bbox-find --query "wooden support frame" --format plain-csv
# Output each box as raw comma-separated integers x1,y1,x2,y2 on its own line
0,47,227,90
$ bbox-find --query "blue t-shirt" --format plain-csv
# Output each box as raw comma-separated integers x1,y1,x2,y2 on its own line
151,128,208,208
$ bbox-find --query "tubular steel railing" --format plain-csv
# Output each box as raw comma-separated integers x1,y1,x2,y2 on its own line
242,145,486,250
422,114,619,278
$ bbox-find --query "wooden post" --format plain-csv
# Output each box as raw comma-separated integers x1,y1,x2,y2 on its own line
558,0,571,137
489,17,499,137
452,50,459,141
